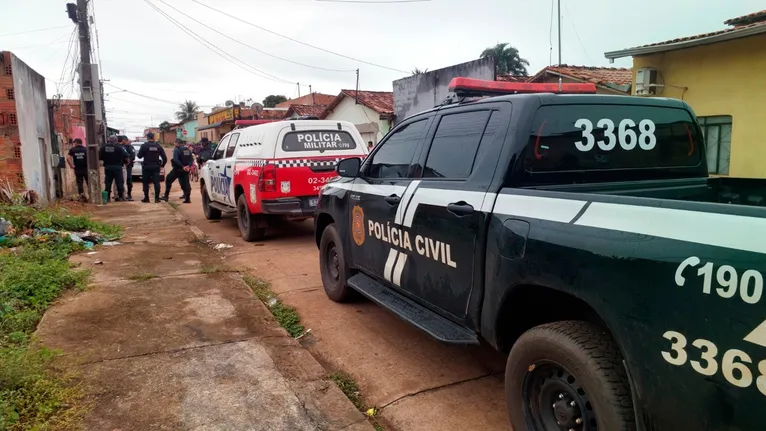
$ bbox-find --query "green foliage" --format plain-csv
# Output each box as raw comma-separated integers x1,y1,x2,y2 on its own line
262,95,287,108
242,276,304,338
175,100,200,122
480,42,530,77
0,203,117,429
329,371,364,410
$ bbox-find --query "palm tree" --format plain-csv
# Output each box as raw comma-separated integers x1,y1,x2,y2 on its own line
411,68,428,76
175,100,200,122
480,43,530,77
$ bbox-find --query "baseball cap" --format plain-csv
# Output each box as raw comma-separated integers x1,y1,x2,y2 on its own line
146,132,155,139
200,137,210,143
117,135,129,142
175,138,184,144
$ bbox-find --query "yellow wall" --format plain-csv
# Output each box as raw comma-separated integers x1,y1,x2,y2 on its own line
632,34,766,178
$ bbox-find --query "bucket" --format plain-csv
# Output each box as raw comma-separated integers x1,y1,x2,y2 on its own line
101,190,108,204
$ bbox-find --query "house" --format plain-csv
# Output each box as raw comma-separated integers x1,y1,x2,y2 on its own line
175,118,198,142
276,92,335,109
604,9,766,178
196,105,243,142
0,52,56,201
526,65,632,94
320,90,394,146
284,104,327,120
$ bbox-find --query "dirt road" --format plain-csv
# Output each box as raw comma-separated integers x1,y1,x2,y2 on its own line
176,200,511,431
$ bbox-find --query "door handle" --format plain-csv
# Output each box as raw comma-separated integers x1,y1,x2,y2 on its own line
384,194,401,206
447,201,474,216
226,165,232,168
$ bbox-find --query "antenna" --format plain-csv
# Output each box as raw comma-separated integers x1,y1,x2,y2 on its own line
557,0,562,91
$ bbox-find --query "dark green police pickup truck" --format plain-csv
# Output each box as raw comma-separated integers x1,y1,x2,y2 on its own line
314,78,766,431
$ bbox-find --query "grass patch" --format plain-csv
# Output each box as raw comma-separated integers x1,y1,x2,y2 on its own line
242,276,305,338
167,202,180,210
329,371,384,430
127,273,157,281
0,203,118,429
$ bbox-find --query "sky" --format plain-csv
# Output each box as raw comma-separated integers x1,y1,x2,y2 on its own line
3,0,763,137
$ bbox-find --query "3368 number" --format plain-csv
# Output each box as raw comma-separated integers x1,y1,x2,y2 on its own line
662,330,766,395
574,118,656,152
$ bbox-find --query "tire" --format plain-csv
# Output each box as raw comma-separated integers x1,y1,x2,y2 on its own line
505,321,635,431
201,186,221,220
319,224,356,302
237,194,265,241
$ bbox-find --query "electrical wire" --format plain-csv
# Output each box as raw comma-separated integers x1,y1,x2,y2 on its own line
91,0,105,75
154,0,356,73
315,0,430,3
143,0,298,85
104,82,181,105
5,31,73,50
0,25,72,38
189,0,409,74
563,0,592,64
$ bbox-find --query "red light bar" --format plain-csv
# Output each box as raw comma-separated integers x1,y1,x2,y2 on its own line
449,77,597,96
234,119,278,126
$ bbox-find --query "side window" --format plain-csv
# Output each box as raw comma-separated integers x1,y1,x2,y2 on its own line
367,119,428,179
423,111,491,179
698,115,732,175
213,135,230,160
225,133,240,158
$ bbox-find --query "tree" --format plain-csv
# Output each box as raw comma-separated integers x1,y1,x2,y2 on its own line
480,43,530,77
262,95,288,108
411,68,428,76
175,100,200,122
158,121,171,132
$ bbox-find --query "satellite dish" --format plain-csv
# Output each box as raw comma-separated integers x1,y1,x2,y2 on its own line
250,103,264,114
225,100,235,107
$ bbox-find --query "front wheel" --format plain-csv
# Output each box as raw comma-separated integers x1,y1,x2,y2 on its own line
201,186,221,220
237,194,265,241
505,321,635,431
319,224,356,302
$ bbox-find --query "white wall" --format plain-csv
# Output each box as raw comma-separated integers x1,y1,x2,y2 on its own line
11,53,54,202
323,96,384,146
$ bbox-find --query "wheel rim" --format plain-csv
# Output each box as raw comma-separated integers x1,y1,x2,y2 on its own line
202,190,210,215
522,361,597,431
239,202,248,230
325,242,340,282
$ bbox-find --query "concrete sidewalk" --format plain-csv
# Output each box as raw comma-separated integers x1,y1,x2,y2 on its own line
36,202,371,431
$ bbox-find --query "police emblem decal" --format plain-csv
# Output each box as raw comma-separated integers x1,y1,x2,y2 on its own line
352,205,365,246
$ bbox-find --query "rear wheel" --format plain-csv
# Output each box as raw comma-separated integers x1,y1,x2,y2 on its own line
319,224,355,302
505,321,635,431
201,186,221,220
237,194,265,241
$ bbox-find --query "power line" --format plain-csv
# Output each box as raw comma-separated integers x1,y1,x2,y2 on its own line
5,31,73,50
315,0,430,2
154,0,355,73
143,0,298,85
0,25,72,38
563,0,593,64
189,0,409,74
91,0,105,74
104,82,181,105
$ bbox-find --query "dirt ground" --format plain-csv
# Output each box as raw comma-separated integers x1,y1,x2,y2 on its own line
36,202,372,431
175,199,512,431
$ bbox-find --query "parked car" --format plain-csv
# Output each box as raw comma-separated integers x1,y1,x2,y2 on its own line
131,141,165,181
314,77,766,431
199,120,368,241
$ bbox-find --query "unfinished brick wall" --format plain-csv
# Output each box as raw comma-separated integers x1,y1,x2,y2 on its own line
0,51,23,188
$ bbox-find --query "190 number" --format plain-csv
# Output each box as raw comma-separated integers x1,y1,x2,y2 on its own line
675,256,764,305
662,330,766,395
574,118,656,152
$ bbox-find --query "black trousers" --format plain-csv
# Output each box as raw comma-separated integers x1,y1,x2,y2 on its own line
75,170,88,195
104,165,124,198
142,166,162,199
125,165,133,196
165,168,191,198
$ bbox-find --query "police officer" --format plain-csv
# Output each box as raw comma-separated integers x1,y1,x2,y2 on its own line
119,135,136,201
137,132,168,203
196,137,214,169
162,138,194,203
66,138,88,200
99,136,129,202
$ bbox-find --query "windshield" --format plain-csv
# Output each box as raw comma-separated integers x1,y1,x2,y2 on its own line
525,104,703,174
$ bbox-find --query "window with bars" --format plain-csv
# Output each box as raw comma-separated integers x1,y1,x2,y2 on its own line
5,89,14,100
4,64,11,76
9,113,17,125
698,116,732,175
16,173,24,184
14,146,21,159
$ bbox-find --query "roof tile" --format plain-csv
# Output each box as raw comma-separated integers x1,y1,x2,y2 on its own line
530,65,633,87
322,90,394,118
724,9,766,26
287,104,328,118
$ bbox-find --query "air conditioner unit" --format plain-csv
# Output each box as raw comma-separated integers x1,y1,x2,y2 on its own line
635,67,658,96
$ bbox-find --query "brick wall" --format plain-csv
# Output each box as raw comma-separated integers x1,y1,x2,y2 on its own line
0,51,23,188
51,100,85,198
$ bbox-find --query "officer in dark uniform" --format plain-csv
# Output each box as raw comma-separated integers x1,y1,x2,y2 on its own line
119,135,136,201
196,137,214,169
99,136,129,202
162,138,194,203
66,138,88,200
137,132,168,203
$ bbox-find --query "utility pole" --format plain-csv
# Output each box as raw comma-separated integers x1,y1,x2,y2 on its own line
309,85,313,105
557,0,562,91
355,69,360,104
297,82,301,98
76,0,102,204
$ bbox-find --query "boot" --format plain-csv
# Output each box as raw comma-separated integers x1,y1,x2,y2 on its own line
116,194,125,202
141,196,150,203
183,196,191,204
126,193,133,202
159,192,169,202
155,194,161,203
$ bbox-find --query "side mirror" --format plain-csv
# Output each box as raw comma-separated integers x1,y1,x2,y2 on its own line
336,157,361,178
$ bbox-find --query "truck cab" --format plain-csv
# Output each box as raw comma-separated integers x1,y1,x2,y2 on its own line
314,78,766,431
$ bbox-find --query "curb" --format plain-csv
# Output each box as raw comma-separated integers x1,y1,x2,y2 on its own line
163,202,206,241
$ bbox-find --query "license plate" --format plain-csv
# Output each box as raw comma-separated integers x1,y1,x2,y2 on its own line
309,198,318,207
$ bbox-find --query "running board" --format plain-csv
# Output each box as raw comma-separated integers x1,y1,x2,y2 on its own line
209,202,237,214
348,273,479,345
